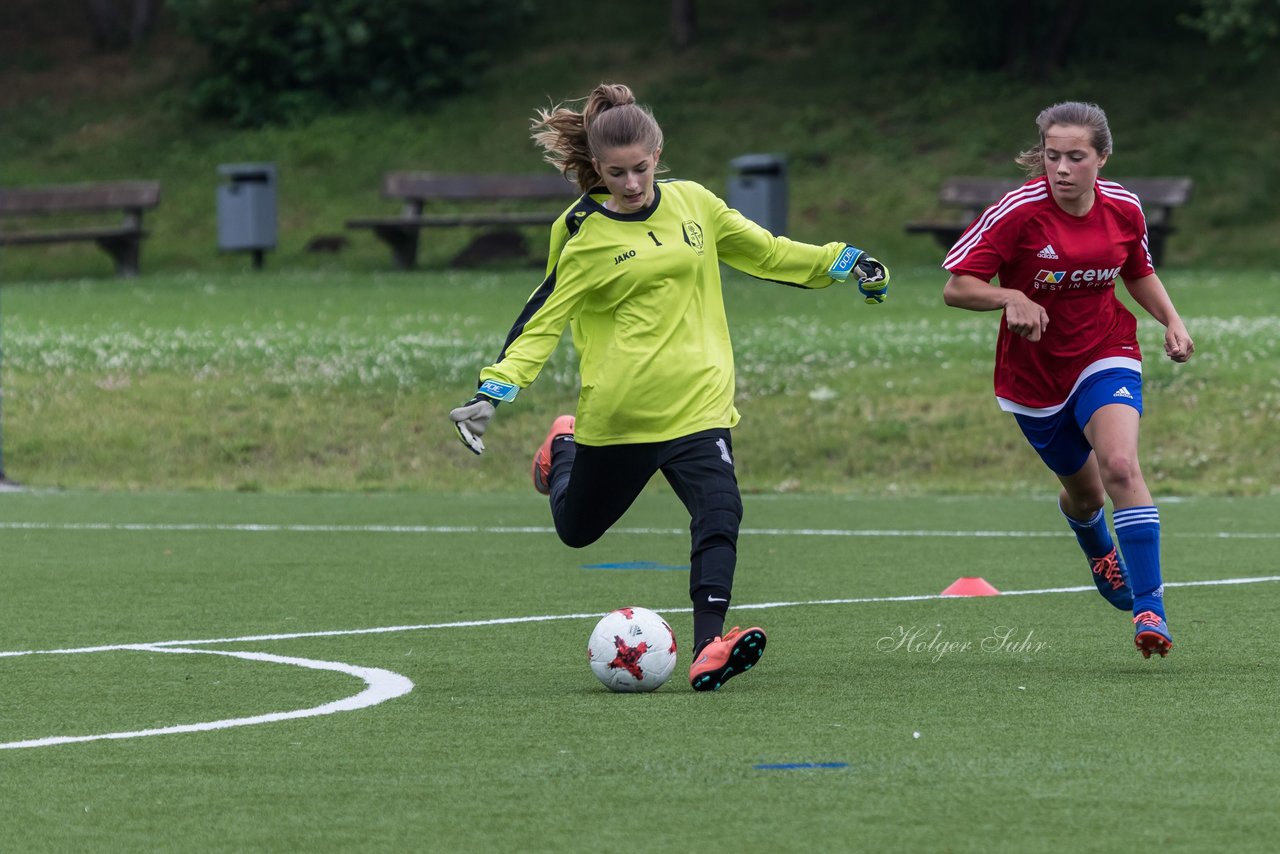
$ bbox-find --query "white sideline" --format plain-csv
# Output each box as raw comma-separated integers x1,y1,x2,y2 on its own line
4,574,1278,659
1,520,1277,539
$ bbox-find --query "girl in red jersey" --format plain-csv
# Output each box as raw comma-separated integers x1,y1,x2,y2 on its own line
941,101,1194,658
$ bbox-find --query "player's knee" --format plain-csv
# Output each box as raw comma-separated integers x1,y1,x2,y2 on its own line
555,521,605,549
709,488,743,522
692,517,740,556
1097,451,1143,493
1062,488,1105,519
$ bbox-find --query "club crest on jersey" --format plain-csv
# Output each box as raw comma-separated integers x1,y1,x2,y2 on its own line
682,220,705,254
1035,270,1066,284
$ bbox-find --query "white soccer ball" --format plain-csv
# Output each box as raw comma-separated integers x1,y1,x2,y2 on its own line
587,606,678,692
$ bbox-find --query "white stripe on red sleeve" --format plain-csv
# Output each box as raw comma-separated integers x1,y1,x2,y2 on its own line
943,183,1048,270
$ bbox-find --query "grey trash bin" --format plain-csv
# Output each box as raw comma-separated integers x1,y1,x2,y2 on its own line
217,163,277,268
728,153,787,236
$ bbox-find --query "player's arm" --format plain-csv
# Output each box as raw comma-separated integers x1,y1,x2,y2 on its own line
1122,273,1194,362
943,273,1049,342
449,246,589,455
711,188,889,302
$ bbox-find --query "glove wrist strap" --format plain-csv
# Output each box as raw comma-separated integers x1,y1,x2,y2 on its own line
477,379,518,403
827,245,866,283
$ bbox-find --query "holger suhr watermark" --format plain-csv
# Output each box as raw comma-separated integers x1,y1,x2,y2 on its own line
877,625,1049,663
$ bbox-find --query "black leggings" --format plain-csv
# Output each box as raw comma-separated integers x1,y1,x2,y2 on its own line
546,428,744,606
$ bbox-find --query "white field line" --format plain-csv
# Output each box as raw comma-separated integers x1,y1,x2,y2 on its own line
4,574,1279,660
3,574,1279,751
0,646,413,751
1,520,1277,539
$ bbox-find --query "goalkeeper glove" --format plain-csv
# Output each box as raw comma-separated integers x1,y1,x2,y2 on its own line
828,246,891,304
449,395,496,455
450,379,519,455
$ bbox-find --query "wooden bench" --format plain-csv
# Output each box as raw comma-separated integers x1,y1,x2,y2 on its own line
905,176,1193,266
346,172,580,269
0,181,162,277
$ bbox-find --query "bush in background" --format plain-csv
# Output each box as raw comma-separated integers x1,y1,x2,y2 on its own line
168,0,532,126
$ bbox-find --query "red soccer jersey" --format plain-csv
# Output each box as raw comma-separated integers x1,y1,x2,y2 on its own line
943,176,1156,414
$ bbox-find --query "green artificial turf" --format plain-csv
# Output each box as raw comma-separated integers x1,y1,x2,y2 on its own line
2,490,1277,852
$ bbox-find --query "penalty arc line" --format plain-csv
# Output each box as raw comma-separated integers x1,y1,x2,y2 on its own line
0,646,414,751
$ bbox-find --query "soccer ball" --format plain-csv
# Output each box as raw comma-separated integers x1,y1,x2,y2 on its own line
587,606,678,692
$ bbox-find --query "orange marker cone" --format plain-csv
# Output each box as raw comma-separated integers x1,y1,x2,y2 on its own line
941,576,1000,597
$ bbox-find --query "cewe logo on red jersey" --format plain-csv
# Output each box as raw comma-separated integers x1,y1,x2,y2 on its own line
1068,265,1122,284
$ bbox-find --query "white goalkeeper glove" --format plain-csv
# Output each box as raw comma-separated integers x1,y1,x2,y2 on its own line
828,245,891,304
450,379,519,455
449,395,496,455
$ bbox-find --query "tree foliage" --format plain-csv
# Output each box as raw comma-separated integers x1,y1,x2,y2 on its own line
878,0,1214,77
84,0,160,50
1182,0,1280,59
168,0,533,126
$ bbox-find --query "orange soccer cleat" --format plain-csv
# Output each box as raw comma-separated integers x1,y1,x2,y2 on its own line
531,414,575,495
689,626,767,691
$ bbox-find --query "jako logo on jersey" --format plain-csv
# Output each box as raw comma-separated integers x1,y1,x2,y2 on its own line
1037,244,1059,259
1035,270,1066,284
614,249,637,265
682,220,705,254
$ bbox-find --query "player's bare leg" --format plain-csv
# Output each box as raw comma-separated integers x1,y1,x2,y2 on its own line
1083,404,1171,657
1057,454,1133,611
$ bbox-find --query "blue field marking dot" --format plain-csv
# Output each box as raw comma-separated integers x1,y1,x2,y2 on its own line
754,762,849,771
581,561,687,571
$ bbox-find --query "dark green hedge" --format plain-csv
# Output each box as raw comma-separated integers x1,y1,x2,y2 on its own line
169,0,533,126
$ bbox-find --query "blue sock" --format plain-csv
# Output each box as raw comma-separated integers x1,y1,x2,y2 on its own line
1114,506,1164,618
1060,503,1115,560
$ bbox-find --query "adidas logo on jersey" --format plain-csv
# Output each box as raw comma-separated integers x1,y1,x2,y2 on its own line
1036,244,1059,259
1113,386,1134,400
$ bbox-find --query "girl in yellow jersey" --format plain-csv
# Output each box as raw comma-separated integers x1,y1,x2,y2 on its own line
450,83,889,691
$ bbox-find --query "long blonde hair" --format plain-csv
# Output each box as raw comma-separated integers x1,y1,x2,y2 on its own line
1015,101,1114,177
531,83,666,193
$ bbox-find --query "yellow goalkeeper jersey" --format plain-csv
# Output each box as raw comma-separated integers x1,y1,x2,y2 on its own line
479,178,850,445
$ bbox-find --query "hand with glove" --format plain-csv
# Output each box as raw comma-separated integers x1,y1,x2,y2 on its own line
853,255,890,305
449,379,518,455
449,395,496,455
828,245,891,304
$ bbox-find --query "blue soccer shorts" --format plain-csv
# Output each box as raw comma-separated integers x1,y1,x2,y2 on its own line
1014,368,1144,477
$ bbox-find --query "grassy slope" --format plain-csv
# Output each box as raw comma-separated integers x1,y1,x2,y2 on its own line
4,265,1277,495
